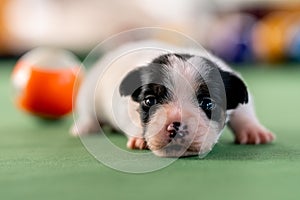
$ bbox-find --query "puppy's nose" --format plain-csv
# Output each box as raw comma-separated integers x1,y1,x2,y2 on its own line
167,122,181,138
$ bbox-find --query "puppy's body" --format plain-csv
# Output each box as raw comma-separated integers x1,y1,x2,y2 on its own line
71,41,274,157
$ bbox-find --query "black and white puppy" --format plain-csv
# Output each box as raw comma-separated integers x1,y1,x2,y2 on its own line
71,41,275,157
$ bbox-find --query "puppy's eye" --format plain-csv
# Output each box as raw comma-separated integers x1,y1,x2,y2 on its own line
143,96,158,107
200,97,216,110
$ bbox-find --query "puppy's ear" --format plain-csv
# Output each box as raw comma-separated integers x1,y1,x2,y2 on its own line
119,67,145,101
219,70,249,110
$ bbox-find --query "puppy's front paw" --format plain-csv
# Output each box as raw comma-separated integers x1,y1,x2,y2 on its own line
234,123,275,145
127,137,148,150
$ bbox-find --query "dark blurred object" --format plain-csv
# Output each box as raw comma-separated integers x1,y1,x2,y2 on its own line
205,1,300,64
206,13,257,63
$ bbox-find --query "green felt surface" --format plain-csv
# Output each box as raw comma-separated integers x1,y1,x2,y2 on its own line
1,60,300,200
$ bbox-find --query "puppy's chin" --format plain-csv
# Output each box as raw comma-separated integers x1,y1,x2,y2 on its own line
151,144,202,158
145,122,221,158
148,135,218,158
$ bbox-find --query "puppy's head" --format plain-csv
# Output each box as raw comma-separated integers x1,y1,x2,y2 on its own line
119,54,248,157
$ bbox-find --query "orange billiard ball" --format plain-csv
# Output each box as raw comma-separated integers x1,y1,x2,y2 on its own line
11,47,84,119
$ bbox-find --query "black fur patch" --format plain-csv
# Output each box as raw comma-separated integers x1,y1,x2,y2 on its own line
194,57,248,111
119,67,144,101
119,61,172,126
193,58,225,121
152,53,192,65
218,70,249,109
138,84,170,124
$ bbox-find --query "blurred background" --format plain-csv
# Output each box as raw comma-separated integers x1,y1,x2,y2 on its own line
0,0,300,64
1,1,300,200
